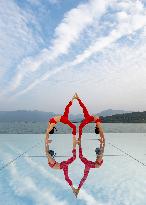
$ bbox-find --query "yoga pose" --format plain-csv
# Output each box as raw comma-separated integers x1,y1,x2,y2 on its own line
45,134,77,194
46,95,76,138
74,140,105,197
74,93,104,142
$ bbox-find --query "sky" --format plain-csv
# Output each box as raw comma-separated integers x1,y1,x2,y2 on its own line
0,0,146,114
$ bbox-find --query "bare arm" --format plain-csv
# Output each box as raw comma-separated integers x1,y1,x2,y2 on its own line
45,133,50,158
95,140,105,168
45,123,55,157
46,123,55,139
96,121,105,142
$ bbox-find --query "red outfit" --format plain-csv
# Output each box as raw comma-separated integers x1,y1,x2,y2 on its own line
48,161,57,168
48,149,76,186
49,118,57,124
77,98,101,138
60,149,76,186
49,101,76,135
78,147,103,189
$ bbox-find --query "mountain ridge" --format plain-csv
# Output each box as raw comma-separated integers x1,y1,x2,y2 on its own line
0,109,133,122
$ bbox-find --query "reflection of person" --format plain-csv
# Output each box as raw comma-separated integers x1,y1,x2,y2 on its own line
45,134,77,194
74,141,105,197
46,95,77,140
74,93,104,142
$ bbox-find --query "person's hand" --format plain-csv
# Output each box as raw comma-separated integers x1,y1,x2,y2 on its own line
72,94,76,101
72,186,78,197
48,140,52,144
77,138,81,145
45,138,52,145
98,138,105,143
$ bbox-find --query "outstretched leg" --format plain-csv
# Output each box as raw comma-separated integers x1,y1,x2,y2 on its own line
78,118,90,139
63,101,73,118
75,94,90,118
79,146,88,164
60,148,76,189
63,95,76,118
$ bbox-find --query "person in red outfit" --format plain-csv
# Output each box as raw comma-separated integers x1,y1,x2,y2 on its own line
74,93,104,142
74,139,105,197
45,134,77,194
46,94,77,138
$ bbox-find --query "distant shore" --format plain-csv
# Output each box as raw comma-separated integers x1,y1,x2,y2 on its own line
1,122,146,134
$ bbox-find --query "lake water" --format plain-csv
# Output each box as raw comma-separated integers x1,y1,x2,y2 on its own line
0,133,146,205
0,122,146,133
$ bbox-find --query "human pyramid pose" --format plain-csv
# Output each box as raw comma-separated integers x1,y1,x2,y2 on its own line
45,93,105,197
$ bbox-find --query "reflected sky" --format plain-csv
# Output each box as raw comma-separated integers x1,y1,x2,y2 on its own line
0,133,146,205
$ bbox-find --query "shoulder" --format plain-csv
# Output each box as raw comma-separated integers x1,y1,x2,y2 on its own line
94,116,101,123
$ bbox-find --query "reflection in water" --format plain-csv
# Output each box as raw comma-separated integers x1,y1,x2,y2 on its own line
75,141,105,197
45,93,105,197
45,133,105,197
45,134,77,194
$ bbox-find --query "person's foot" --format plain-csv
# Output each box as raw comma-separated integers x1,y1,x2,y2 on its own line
74,188,79,197
72,187,77,197
77,138,81,145
72,94,76,101
75,93,79,99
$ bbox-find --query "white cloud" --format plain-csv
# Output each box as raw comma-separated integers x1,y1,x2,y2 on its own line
8,154,68,205
0,0,42,89
9,0,146,97
78,189,108,205
49,0,110,57
5,0,111,93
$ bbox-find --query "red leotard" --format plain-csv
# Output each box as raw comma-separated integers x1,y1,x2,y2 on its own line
48,161,57,168
48,149,76,187
49,101,76,135
95,118,102,123
77,98,101,138
78,147,103,189
60,149,76,186
60,101,76,135
49,118,57,124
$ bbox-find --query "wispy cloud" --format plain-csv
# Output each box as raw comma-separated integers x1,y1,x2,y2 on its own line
1,0,146,112
4,0,110,94
14,2,146,97
7,154,68,205
0,0,42,90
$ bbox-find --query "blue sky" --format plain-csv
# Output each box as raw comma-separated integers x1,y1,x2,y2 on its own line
0,0,146,114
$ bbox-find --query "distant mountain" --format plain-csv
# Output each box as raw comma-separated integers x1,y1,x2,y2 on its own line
0,109,133,122
0,110,55,122
101,111,146,123
97,109,131,117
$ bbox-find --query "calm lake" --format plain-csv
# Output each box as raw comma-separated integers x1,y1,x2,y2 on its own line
0,122,146,133
0,133,146,205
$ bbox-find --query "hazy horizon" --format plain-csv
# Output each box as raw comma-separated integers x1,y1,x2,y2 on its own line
0,108,141,115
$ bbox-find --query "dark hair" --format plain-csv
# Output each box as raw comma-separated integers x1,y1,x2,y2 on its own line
95,147,101,156
48,150,56,158
95,126,99,134
49,127,57,134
